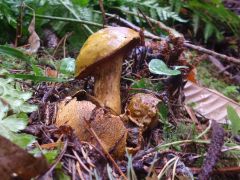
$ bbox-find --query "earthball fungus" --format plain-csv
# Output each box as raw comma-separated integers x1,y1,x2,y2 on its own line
75,27,140,114
126,93,161,131
56,98,127,158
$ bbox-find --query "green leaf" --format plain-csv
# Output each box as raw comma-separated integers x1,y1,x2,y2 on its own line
158,102,168,121
0,76,37,148
59,57,75,75
192,14,199,36
12,133,36,148
31,148,59,164
0,78,37,114
73,0,89,7
0,45,33,63
1,114,28,132
131,78,153,89
7,74,67,82
148,59,181,76
204,23,214,43
227,106,240,135
31,64,44,76
0,119,36,148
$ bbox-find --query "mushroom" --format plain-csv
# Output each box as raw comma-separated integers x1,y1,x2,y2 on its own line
75,27,140,114
125,93,161,131
56,98,127,158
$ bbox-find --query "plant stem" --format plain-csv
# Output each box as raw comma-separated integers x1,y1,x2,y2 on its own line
59,0,93,34
196,120,212,139
155,139,210,151
28,13,104,28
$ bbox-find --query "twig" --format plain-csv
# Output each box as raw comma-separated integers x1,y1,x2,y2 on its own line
191,166,240,174
185,105,208,140
83,119,127,180
15,2,24,47
72,150,91,174
208,55,231,76
133,139,209,161
93,10,161,40
42,139,68,176
196,120,212,139
72,161,76,180
184,43,240,64
99,0,106,26
63,32,73,58
156,139,210,151
28,13,104,28
76,162,85,180
172,157,180,180
157,156,178,179
137,8,157,34
116,7,240,65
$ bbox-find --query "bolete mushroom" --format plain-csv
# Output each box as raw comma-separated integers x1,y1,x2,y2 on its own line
75,27,140,114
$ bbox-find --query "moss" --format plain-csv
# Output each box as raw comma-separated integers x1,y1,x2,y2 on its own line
197,61,240,102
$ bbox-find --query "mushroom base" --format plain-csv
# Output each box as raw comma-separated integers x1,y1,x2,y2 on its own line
94,52,124,114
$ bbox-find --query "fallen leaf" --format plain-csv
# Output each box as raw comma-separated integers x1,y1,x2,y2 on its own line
55,98,127,158
45,67,58,78
0,135,48,179
26,16,40,54
184,81,240,124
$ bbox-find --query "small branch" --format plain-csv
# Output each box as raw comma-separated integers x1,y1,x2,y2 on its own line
93,10,161,40
42,139,68,176
196,120,212,140
156,139,210,151
28,13,104,28
191,166,240,174
99,0,107,26
83,119,127,180
137,8,157,34
116,7,240,65
184,43,240,65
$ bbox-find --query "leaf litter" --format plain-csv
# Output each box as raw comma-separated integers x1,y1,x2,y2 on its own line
0,5,240,180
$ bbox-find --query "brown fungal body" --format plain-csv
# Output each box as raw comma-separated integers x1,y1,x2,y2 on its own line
75,27,140,114
126,93,161,131
56,98,127,158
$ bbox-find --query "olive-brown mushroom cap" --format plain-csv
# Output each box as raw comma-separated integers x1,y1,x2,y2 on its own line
75,27,140,77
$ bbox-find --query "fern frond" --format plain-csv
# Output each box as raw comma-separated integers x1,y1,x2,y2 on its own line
117,0,188,23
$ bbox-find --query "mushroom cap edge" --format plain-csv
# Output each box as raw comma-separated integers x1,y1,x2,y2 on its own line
75,27,140,78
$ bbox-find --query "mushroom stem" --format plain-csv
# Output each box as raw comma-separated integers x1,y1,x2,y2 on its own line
94,52,124,114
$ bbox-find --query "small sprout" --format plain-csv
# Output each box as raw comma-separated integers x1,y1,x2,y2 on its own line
148,59,187,76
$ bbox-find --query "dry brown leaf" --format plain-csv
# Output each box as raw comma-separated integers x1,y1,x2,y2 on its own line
55,98,127,158
26,16,40,54
0,135,48,180
184,81,240,124
45,67,58,78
